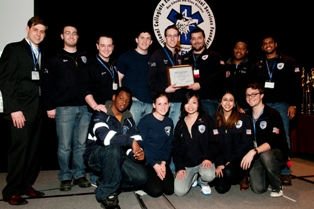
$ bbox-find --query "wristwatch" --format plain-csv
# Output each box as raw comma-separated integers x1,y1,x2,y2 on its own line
254,148,259,155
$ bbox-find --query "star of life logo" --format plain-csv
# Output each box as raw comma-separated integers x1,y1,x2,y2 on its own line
153,0,216,55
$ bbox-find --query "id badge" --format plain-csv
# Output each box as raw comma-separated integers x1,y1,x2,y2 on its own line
32,71,40,80
112,82,118,90
194,69,200,78
264,81,274,88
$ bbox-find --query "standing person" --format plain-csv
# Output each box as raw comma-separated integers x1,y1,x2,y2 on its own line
213,91,253,194
253,35,302,185
223,40,255,112
117,29,153,125
42,23,91,191
84,33,118,113
148,24,185,127
137,93,174,197
241,83,289,197
83,33,118,187
0,16,47,205
182,28,225,116
173,91,220,197
84,87,147,209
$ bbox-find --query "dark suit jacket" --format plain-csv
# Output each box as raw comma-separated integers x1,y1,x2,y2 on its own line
0,39,44,122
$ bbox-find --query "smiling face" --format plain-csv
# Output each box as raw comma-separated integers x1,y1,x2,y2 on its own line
262,37,277,56
233,41,248,63
61,26,79,48
26,23,46,47
190,32,206,53
221,93,235,113
164,28,180,50
184,95,199,115
136,32,152,53
153,95,170,118
97,36,114,62
245,88,263,108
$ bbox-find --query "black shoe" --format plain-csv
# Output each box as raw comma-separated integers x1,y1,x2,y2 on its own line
60,180,72,191
73,176,91,188
100,194,120,209
281,175,292,186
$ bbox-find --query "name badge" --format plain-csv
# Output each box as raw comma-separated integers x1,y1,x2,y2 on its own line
112,82,118,90
265,81,274,88
32,71,40,80
194,69,200,78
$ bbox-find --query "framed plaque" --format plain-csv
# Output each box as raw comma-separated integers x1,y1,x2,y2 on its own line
167,64,194,88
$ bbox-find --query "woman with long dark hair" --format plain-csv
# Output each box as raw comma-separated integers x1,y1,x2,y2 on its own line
213,91,253,194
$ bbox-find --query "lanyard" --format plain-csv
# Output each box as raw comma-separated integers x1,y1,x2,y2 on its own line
29,43,40,69
192,52,200,68
265,58,276,81
252,108,264,139
96,55,114,80
163,48,176,66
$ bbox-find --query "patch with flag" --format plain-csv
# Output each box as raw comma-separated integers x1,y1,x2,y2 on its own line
220,60,225,65
272,127,280,134
213,129,219,135
246,129,252,135
294,67,300,72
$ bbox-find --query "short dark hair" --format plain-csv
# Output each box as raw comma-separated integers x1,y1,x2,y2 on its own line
190,28,205,38
27,16,48,29
96,33,114,45
164,24,179,37
135,29,153,39
179,90,205,119
247,83,264,94
114,86,132,98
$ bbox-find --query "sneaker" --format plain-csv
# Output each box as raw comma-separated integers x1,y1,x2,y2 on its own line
73,176,91,188
198,180,211,196
191,180,198,188
280,175,292,186
100,194,120,209
270,189,283,197
60,180,72,191
91,183,98,188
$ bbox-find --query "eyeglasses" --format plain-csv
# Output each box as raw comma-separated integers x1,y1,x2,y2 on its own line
166,34,178,38
245,93,260,98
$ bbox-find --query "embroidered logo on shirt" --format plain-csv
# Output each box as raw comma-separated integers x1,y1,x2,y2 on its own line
164,60,168,65
101,72,106,75
225,71,230,78
44,68,48,73
235,120,243,129
165,126,171,136
63,59,68,62
123,126,129,134
81,56,87,64
213,129,218,135
260,121,267,129
273,127,280,134
246,129,252,135
202,55,208,60
198,125,206,134
150,62,156,67
277,62,284,70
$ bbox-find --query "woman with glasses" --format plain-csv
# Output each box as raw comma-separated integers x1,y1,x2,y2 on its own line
213,91,254,194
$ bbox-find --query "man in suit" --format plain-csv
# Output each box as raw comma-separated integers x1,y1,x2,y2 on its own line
0,16,48,205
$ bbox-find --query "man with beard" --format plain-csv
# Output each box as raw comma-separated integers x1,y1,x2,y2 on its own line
182,28,225,116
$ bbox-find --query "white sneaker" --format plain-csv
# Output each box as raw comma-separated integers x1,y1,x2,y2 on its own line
198,180,211,196
91,183,97,188
191,180,198,188
270,189,283,197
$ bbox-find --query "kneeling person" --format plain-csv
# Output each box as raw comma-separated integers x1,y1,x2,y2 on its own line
241,83,289,197
84,87,147,209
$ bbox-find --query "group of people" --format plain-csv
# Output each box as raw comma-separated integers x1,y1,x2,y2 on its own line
0,16,301,209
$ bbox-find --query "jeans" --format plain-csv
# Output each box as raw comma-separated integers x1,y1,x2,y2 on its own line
55,106,91,181
88,145,147,201
168,102,181,173
249,149,286,193
201,99,218,116
130,98,153,126
266,102,290,175
174,163,216,196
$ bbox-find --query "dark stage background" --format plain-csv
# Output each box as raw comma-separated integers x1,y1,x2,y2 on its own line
1,0,313,172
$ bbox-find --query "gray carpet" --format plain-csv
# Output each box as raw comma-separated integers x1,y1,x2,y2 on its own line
1,157,313,209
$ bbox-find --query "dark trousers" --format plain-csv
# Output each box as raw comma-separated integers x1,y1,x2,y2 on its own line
2,113,42,199
214,160,244,194
142,163,174,197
